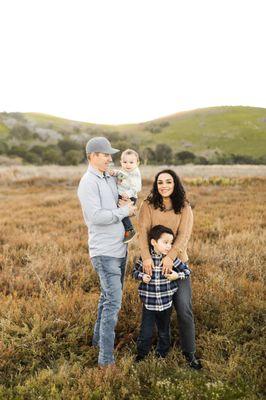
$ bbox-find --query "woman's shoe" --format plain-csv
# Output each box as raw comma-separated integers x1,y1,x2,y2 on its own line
183,352,202,370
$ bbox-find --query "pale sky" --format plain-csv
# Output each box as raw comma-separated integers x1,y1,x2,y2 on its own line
1,0,265,124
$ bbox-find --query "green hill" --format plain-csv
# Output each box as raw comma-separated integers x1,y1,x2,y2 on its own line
0,106,266,164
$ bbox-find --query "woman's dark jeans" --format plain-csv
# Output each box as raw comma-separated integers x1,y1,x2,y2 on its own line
137,306,172,358
172,276,196,353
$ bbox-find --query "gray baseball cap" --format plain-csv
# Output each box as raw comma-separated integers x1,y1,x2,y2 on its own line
85,136,120,155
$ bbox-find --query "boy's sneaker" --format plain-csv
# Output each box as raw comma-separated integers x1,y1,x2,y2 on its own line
123,229,136,244
135,354,145,363
183,352,203,370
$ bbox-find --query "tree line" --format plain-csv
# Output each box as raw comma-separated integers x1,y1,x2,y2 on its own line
0,139,265,165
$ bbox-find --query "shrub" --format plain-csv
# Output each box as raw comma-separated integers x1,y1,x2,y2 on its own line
9,124,34,140
174,151,196,164
30,145,46,158
24,152,42,164
58,140,83,154
8,145,28,159
0,141,8,155
64,150,84,165
154,144,173,164
141,147,156,165
42,146,63,164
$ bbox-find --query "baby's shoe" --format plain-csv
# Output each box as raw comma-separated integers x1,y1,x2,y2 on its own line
123,229,136,244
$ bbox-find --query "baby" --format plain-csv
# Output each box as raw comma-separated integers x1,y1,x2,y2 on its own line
110,149,142,243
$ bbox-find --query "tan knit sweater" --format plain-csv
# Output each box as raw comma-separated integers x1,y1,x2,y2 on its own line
138,199,193,263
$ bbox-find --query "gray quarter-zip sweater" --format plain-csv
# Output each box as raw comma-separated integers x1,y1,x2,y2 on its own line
77,164,129,258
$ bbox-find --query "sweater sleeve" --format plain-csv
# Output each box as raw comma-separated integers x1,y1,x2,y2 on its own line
137,200,152,261
167,203,194,261
132,257,145,280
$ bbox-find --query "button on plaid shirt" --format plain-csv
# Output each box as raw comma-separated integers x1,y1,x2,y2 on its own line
133,248,191,312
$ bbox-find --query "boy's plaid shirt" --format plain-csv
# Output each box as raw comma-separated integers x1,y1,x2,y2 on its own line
133,248,191,312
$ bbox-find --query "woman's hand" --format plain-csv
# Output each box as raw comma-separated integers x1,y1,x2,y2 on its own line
143,258,154,276
162,256,174,275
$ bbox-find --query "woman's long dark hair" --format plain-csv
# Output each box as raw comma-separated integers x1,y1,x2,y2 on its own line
147,169,187,214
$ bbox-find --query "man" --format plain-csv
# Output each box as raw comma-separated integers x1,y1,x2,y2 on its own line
77,137,136,368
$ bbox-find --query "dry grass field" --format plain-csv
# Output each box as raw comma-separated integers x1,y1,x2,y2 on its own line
0,166,265,399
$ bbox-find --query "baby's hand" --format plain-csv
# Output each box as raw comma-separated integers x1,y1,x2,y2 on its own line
121,192,129,200
165,271,185,281
142,274,151,283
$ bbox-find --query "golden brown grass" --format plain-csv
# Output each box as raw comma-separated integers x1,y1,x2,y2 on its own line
0,169,265,399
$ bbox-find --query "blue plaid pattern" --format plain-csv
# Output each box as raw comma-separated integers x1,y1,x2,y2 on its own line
133,249,191,311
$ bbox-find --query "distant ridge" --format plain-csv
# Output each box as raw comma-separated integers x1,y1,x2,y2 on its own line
0,106,266,162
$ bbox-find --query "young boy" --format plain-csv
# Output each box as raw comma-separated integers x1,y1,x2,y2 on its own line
133,225,191,362
109,149,141,243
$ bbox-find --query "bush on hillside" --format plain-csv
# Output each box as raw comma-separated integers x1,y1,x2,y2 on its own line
30,145,46,158
174,151,196,164
58,139,83,154
42,146,63,164
64,150,85,165
141,147,156,165
24,152,43,164
154,144,173,164
144,121,170,134
9,124,34,140
0,141,8,154
8,145,28,159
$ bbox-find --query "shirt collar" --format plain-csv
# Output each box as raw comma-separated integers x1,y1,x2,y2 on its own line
87,164,111,179
150,247,163,259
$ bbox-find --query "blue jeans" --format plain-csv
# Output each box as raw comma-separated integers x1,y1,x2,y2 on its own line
91,255,127,366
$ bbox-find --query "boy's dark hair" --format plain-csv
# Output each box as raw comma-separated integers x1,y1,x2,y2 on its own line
148,225,174,244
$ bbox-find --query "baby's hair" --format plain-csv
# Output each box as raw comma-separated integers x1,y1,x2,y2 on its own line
148,225,174,244
121,148,140,162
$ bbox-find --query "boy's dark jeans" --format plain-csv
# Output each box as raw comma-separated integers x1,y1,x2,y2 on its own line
120,196,137,231
137,305,171,358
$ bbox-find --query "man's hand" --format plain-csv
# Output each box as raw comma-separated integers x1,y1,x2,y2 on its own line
142,274,151,284
143,258,154,276
118,198,132,208
119,198,136,216
162,255,174,275
128,204,137,217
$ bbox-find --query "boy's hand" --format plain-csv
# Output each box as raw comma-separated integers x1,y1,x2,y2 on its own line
142,274,151,283
143,258,154,276
162,255,173,275
165,271,185,281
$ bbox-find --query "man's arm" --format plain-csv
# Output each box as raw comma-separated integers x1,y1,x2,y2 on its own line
78,178,129,225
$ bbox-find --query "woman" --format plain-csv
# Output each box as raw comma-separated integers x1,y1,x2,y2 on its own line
138,169,202,369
